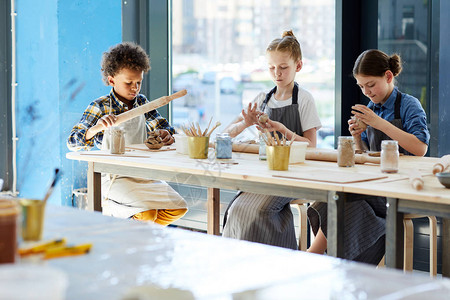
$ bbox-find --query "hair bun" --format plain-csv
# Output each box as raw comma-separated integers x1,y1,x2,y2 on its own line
282,30,295,38
388,54,402,77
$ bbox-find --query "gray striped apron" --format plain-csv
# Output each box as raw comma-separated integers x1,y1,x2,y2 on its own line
222,83,303,249
307,90,405,264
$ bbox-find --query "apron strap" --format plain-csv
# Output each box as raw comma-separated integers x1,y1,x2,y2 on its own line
260,82,299,111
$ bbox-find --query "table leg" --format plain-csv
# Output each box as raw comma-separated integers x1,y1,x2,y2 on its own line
386,197,404,269
87,162,102,212
207,187,220,235
443,218,450,277
327,191,345,258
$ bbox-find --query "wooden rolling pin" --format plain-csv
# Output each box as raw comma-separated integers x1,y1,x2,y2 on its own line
231,142,259,154
89,89,187,133
409,168,424,190
230,144,380,164
432,154,450,174
305,148,380,164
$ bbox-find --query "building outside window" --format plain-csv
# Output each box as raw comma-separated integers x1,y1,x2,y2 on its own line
171,0,335,148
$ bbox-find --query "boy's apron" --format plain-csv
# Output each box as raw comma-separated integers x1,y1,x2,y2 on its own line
222,83,303,249
101,103,187,219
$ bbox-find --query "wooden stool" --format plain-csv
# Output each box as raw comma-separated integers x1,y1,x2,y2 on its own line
291,199,310,251
403,214,437,276
379,214,437,277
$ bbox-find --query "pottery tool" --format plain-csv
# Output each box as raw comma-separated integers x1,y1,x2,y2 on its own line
205,121,221,137
43,168,62,205
202,117,213,136
79,153,150,158
409,168,424,191
89,89,187,133
432,154,450,174
43,243,93,260
19,238,67,256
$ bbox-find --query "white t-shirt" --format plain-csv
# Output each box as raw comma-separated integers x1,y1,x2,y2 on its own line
249,86,322,132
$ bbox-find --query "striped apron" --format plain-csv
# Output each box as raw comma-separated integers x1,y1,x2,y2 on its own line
308,91,406,264
222,83,303,249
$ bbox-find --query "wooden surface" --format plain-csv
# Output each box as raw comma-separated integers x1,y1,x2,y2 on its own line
66,144,450,276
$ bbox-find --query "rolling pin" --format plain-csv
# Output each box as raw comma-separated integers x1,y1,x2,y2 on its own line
231,142,259,154
432,154,450,174
304,148,380,164
89,89,187,133
230,144,380,164
409,168,424,191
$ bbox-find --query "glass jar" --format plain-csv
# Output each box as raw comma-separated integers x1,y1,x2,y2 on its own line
258,134,267,161
0,199,20,264
110,126,125,154
215,133,232,159
337,136,355,167
380,140,399,173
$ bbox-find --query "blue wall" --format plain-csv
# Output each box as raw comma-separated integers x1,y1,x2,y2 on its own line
15,0,121,205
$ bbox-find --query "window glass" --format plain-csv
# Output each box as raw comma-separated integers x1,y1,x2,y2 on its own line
378,0,429,114
172,0,335,148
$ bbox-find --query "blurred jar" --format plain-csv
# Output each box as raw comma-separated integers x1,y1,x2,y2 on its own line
381,140,399,173
0,199,20,264
215,133,232,159
337,136,355,167
110,126,125,154
259,134,267,161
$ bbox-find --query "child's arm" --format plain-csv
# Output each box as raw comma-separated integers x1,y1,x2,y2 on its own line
258,120,317,147
352,104,428,156
67,102,108,151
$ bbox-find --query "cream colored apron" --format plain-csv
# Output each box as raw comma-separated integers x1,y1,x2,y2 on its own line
101,103,187,218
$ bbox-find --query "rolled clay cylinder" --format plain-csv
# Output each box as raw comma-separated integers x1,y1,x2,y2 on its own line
409,169,424,191
432,154,450,174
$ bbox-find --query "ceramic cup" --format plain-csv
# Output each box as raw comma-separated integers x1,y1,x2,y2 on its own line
187,136,210,159
20,199,45,241
266,145,290,171
173,134,189,155
289,141,308,164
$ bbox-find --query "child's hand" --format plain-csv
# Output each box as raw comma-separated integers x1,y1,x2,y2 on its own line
348,117,364,137
156,129,174,145
257,119,286,133
351,104,383,129
97,114,117,129
242,102,260,127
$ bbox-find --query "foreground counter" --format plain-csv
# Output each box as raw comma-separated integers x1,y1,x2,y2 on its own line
3,205,450,300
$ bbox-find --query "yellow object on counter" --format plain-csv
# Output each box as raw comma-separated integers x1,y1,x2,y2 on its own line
43,243,92,260
19,238,67,256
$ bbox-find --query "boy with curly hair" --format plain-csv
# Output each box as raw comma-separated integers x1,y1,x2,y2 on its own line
67,42,187,225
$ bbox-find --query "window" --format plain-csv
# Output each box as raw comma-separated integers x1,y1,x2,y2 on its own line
171,0,335,148
378,0,429,114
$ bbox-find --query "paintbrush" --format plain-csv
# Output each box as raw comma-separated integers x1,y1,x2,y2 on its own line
42,168,62,205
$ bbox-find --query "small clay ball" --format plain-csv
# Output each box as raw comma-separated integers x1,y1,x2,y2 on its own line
351,116,367,131
145,131,164,150
258,114,269,124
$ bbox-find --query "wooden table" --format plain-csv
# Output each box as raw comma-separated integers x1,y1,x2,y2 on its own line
14,205,450,299
66,147,450,276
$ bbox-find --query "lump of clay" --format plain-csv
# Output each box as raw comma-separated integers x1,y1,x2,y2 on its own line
145,131,164,149
258,113,269,124
351,115,367,131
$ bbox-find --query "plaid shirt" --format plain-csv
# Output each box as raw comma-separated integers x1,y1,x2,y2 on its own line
67,89,174,151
